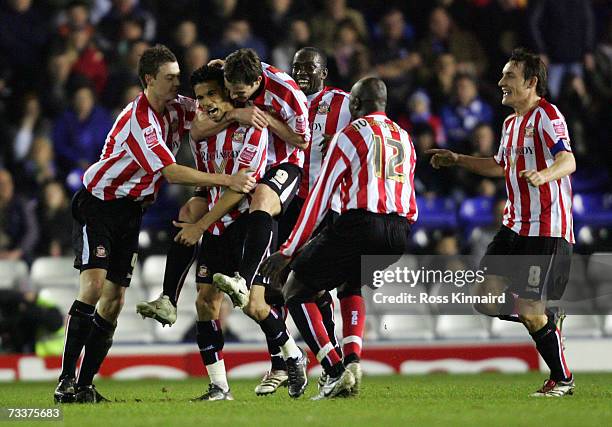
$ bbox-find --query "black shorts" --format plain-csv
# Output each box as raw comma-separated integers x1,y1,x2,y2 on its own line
291,209,411,293
72,189,143,287
480,226,573,300
259,163,302,215
195,213,266,286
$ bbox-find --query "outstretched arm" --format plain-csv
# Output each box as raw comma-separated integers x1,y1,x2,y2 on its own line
426,149,505,178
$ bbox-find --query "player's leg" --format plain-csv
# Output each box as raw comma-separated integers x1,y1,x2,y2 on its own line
256,301,289,395
192,283,233,401
336,284,365,395
243,284,306,398
74,279,125,403
214,164,301,305
137,196,208,325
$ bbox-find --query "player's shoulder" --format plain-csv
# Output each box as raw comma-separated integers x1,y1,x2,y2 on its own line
262,62,302,93
535,98,565,122
131,93,155,128
502,113,517,129
169,94,197,111
324,86,350,99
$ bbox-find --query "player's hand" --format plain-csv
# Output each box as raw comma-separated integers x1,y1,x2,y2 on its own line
228,168,256,193
228,107,269,130
173,221,205,246
319,134,333,157
519,169,547,187
426,149,459,169
261,251,291,279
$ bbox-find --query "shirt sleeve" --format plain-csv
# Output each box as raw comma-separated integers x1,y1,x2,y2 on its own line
237,127,269,181
278,89,311,143
539,111,572,157
125,116,176,174
280,132,350,257
180,96,198,132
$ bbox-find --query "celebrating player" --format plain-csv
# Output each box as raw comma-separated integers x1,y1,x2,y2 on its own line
53,45,255,404
263,77,418,399
428,48,575,397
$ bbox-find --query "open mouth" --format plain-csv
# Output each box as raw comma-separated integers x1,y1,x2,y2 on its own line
207,107,220,119
297,78,310,87
501,88,511,97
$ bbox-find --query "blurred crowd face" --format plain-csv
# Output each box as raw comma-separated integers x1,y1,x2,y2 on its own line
0,170,14,205
115,0,136,14
147,62,181,102
122,84,142,105
498,61,534,109
175,21,198,49
382,10,405,41
430,7,451,39
69,26,91,51
9,0,31,13
292,50,327,95
327,0,347,18
67,3,89,27
290,20,310,44
472,125,495,156
436,53,456,77
270,0,291,15
43,182,67,211
185,44,209,73
127,41,150,70
224,20,251,44
456,76,478,106
73,87,95,120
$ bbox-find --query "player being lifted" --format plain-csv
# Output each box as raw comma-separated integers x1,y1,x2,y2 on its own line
54,45,255,404
428,48,575,397
138,48,310,397
263,77,418,399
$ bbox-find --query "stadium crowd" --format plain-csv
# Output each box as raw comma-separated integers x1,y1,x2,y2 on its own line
0,0,611,265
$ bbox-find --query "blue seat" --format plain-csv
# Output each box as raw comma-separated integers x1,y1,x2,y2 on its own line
571,168,610,193
414,196,457,230
573,193,612,227
458,196,495,230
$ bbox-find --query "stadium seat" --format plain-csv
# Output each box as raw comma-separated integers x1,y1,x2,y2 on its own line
0,259,28,289
38,287,77,317
561,315,603,338
414,196,457,230
490,317,529,339
153,310,197,342
378,314,435,340
603,315,612,337
458,196,495,236
224,311,267,342
435,315,490,340
586,253,612,312
594,282,612,313
115,312,155,343
30,257,79,289
573,193,612,228
142,255,197,291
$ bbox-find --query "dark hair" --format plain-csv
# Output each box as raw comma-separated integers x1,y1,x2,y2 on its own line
137,44,177,88
191,64,224,88
224,48,263,85
509,47,547,97
295,46,327,68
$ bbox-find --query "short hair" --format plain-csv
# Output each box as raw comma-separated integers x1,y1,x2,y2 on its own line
224,48,263,85
509,47,547,97
191,64,224,88
137,44,177,88
295,47,327,68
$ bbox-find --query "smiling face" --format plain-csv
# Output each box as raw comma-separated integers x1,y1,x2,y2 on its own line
498,60,536,109
194,80,233,122
291,51,327,95
147,61,181,102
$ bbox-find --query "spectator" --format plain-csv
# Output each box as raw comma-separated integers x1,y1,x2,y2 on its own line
424,53,458,112
52,80,113,180
36,181,73,257
112,83,141,117
412,124,453,197
328,19,371,90
469,122,496,157
210,18,269,61
310,0,368,55
0,0,49,92
54,0,94,47
170,19,199,66
180,43,209,94
103,39,148,109
440,73,493,152
529,0,596,100
272,19,311,73
255,0,299,50
98,0,157,50
0,169,39,262
557,73,595,162
371,8,422,116
418,7,488,77
397,90,445,147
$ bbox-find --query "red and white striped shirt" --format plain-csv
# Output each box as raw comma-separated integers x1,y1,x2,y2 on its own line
297,86,352,199
84,93,197,201
190,123,268,235
494,98,574,243
251,63,310,168
280,112,418,257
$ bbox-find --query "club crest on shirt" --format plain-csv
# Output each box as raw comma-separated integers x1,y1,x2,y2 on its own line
317,102,330,114
96,245,107,258
525,124,534,137
232,128,246,143
197,265,209,278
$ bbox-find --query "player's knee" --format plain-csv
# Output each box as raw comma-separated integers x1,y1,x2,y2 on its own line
519,313,547,333
98,293,124,322
242,301,268,321
196,288,222,320
249,186,280,216
337,283,362,300
78,275,105,304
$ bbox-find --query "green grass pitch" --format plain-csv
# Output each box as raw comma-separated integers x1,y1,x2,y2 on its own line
1,373,611,426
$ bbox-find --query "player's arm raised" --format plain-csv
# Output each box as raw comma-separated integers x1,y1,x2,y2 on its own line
426,149,505,177
262,111,309,149
162,163,255,193
520,150,576,187
191,107,269,140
